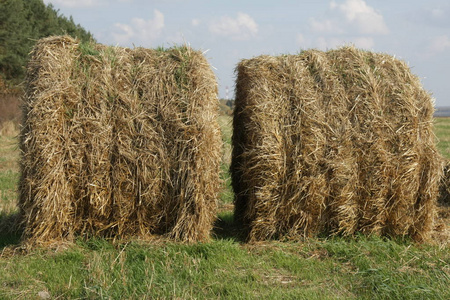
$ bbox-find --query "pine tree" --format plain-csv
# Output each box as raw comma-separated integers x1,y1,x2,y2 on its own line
0,0,32,81
0,0,94,85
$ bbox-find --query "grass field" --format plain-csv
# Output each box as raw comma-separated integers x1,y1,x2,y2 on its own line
435,118,450,159
0,115,449,299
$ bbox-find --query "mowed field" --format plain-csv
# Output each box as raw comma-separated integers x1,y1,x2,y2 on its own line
0,115,448,299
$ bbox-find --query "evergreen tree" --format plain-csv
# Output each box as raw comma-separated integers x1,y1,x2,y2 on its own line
0,0,31,81
0,0,94,85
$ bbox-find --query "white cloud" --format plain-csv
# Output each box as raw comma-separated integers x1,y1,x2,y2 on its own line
407,4,450,28
332,0,389,34
296,33,306,46
191,19,201,27
311,0,388,36
430,7,445,19
310,18,342,34
428,35,450,54
165,32,186,45
312,36,373,51
209,12,258,40
424,5,450,27
316,37,350,50
112,10,164,46
353,36,374,49
316,37,335,50
44,0,99,8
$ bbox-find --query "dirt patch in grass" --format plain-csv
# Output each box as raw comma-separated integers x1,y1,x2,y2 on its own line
0,135,19,173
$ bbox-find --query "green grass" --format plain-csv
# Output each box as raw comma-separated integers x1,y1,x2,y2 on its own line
0,236,448,299
79,40,100,57
0,117,449,299
0,135,19,217
218,115,234,205
435,118,450,159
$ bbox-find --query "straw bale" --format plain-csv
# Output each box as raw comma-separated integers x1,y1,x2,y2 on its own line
19,36,221,244
232,47,442,242
438,161,450,206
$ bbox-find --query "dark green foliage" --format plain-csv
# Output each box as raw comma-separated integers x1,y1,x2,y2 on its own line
0,0,93,85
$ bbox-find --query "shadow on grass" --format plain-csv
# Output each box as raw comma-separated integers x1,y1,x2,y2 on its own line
212,210,246,243
0,213,22,249
0,210,248,250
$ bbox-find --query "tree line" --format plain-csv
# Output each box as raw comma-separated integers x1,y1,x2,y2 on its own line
0,0,94,88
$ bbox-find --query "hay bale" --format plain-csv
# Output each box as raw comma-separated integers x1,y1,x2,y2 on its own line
438,161,450,206
231,47,443,242
19,36,221,244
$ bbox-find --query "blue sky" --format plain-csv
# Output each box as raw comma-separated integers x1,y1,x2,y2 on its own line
44,0,450,106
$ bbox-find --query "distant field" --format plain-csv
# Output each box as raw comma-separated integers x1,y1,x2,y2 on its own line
434,107,450,118
435,117,450,159
0,116,448,299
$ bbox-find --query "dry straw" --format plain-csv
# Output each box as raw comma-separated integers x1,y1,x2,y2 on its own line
438,161,450,206
19,36,221,245
232,47,443,242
